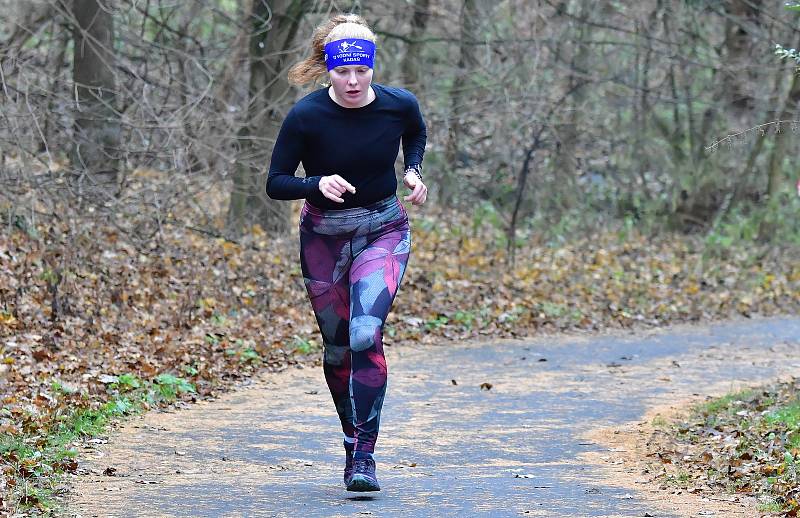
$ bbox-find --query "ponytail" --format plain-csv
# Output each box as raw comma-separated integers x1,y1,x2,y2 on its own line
288,14,376,86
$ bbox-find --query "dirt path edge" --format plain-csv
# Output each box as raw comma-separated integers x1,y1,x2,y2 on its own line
581,393,776,518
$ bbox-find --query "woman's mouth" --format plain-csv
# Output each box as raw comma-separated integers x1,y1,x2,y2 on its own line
346,90,360,96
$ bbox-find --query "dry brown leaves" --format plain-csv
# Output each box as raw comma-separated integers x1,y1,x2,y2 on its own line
641,381,800,515
0,205,798,511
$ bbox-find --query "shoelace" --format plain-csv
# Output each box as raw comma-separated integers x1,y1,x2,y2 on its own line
352,457,375,475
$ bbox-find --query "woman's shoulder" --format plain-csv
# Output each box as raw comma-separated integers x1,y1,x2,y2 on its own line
374,83,420,105
290,88,330,115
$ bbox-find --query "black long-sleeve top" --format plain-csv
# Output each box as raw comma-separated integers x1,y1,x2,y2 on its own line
266,83,427,210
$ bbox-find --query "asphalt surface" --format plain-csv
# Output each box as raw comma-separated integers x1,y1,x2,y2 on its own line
67,316,800,517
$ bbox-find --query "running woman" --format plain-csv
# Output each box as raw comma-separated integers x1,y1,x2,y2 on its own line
265,14,427,492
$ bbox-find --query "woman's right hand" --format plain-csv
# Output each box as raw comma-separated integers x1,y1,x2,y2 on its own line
318,174,356,203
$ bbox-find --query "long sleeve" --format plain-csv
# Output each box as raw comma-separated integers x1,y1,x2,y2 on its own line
266,108,321,200
402,94,427,168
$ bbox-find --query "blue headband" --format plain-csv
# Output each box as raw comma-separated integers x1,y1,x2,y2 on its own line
324,38,375,70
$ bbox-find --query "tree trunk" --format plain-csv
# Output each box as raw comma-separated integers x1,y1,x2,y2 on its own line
766,71,800,200
734,55,789,203
757,70,800,240
442,0,480,207
553,1,592,212
722,0,763,119
71,0,120,199
226,0,306,236
401,0,430,89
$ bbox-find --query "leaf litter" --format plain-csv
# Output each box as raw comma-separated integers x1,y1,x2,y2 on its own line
637,379,800,516
0,204,798,513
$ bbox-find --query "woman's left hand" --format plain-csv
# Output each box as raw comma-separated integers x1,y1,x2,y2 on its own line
403,171,427,205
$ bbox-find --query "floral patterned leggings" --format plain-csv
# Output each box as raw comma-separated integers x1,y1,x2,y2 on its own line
299,195,411,454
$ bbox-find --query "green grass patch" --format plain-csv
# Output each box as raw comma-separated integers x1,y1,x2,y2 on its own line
425,314,449,331
451,310,476,330
651,415,668,428
764,400,800,429
659,381,800,514
757,498,783,513
696,388,756,417
1,371,197,515
153,373,196,401
290,335,318,355
664,470,691,487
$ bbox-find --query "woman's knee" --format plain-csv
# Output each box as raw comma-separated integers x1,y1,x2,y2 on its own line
349,315,383,352
323,343,349,365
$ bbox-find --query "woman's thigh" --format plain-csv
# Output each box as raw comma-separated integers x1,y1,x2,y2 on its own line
299,227,352,347
348,218,411,351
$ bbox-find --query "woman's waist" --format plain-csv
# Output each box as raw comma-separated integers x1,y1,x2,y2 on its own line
303,193,400,219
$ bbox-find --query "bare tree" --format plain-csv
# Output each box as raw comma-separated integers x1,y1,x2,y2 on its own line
1,0,798,245
441,0,480,206
227,0,308,236
551,0,594,212
722,0,764,117
401,0,431,89
766,69,800,200
70,0,120,199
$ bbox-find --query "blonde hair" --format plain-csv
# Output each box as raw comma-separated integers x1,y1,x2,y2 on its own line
288,14,377,86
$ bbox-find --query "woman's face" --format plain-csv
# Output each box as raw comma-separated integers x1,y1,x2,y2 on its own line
329,65,373,108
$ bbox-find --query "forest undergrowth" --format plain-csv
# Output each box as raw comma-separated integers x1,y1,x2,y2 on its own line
1,199,799,515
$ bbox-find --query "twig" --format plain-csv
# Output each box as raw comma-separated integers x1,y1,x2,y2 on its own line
705,120,800,152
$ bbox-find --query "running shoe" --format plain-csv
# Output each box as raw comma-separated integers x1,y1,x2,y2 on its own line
346,454,380,492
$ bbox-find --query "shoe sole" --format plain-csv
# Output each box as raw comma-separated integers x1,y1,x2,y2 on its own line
346,474,380,492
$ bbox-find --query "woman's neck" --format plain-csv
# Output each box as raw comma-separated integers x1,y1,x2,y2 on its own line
328,85,376,109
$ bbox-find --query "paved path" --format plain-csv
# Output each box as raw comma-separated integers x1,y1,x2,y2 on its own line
67,317,800,517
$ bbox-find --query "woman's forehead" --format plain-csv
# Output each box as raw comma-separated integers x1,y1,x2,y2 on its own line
333,64,370,70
